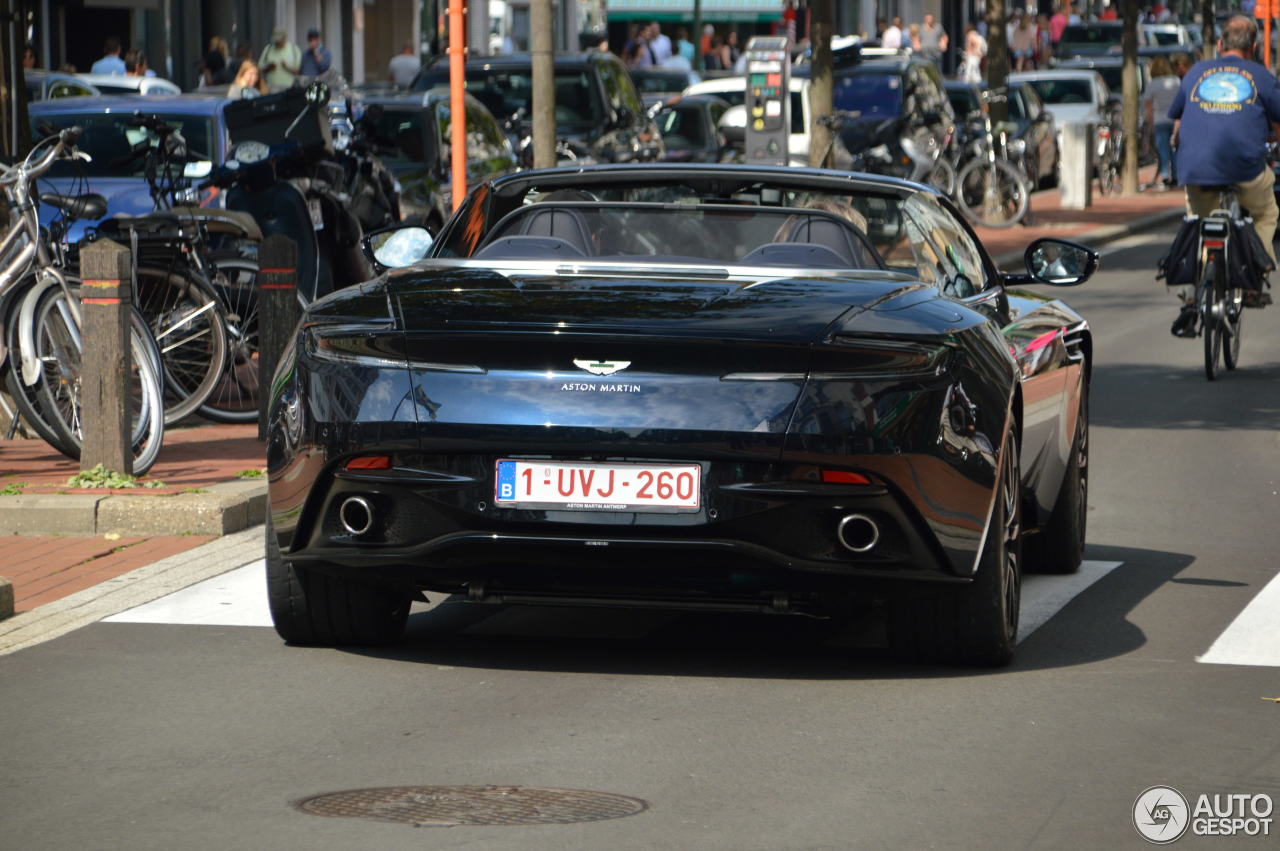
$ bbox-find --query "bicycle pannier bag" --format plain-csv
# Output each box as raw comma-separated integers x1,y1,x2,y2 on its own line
1157,216,1200,286
1227,217,1273,294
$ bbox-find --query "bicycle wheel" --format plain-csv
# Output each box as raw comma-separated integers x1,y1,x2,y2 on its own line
198,255,261,423
134,266,229,425
3,281,80,458
1199,257,1223,381
927,158,957,197
1096,134,1117,197
956,159,1029,228
1223,283,1244,371
29,285,166,474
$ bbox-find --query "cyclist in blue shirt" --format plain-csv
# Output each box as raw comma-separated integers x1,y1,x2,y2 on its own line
1169,14,1280,334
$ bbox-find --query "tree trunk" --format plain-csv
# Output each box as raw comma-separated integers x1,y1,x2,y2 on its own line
530,0,555,169
1122,0,1140,194
808,0,834,167
1202,0,1215,60
986,0,1009,125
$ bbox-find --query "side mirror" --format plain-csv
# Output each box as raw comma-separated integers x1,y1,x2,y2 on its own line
1022,238,1099,286
364,225,434,269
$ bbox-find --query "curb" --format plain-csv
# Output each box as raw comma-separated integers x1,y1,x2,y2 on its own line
993,206,1184,268
0,479,267,537
0,524,266,655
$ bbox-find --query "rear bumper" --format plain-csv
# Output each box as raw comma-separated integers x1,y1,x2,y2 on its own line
277,455,971,602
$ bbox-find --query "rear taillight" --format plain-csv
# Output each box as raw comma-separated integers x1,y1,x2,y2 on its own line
344,455,392,471
821,470,872,485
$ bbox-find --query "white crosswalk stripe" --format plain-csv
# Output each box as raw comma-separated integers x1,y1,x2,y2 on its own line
106,559,1126,646
1197,571,1280,668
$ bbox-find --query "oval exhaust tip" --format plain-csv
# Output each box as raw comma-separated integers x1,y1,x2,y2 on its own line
837,513,879,553
339,496,374,536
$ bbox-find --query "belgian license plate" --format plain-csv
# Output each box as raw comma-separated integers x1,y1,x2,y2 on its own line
494,460,701,512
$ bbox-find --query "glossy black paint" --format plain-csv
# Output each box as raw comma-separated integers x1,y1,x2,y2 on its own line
267,164,1092,612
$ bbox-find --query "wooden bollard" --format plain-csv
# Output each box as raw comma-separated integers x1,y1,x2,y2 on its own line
79,238,133,475
258,233,299,440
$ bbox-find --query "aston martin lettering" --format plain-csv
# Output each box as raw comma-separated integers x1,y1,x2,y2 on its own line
573,359,631,376
559,382,641,393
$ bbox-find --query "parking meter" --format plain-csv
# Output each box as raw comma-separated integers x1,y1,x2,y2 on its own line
744,36,791,166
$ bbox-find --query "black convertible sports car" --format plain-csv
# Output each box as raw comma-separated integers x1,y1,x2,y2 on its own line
265,164,1098,666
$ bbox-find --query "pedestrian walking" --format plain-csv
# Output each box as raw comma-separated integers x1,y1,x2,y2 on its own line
1010,12,1036,71
882,16,904,49
228,61,266,99
919,13,948,65
1143,55,1180,188
703,34,726,70
124,49,156,77
648,22,673,64
259,28,301,91
961,23,987,83
90,37,126,75
389,42,418,87
1050,4,1069,46
299,29,332,78
908,23,922,53
202,37,230,86
1037,14,1053,67
675,27,696,63
225,42,252,82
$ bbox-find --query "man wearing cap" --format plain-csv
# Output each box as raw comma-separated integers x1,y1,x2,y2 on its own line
300,28,332,78
259,27,301,90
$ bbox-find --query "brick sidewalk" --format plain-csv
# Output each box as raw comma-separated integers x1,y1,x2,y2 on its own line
0,422,262,493
974,167,1184,262
1,422,261,616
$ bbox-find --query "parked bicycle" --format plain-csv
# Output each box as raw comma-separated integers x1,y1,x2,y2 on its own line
954,89,1030,229
1095,110,1124,198
1,127,165,473
88,113,262,424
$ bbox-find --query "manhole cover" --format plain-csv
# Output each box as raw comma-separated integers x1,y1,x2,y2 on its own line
295,785,649,827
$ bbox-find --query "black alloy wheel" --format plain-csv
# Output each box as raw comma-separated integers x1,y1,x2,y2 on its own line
889,423,1022,666
1028,384,1088,575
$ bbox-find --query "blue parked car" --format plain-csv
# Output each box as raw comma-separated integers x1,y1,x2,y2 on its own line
29,94,234,241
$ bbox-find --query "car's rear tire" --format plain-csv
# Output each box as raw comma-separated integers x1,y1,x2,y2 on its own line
889,424,1022,667
1029,385,1088,575
265,518,410,646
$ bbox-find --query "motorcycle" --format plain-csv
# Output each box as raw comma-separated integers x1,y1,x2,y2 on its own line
214,82,374,305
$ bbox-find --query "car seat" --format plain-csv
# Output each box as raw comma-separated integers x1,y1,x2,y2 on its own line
781,215,876,268
517,206,593,256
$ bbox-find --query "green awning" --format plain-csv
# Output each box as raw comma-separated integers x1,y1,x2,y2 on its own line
607,0,783,23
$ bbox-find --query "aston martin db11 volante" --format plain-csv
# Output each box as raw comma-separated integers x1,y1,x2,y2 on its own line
264,164,1098,666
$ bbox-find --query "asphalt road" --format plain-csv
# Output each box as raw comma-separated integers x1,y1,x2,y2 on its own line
3,226,1279,850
